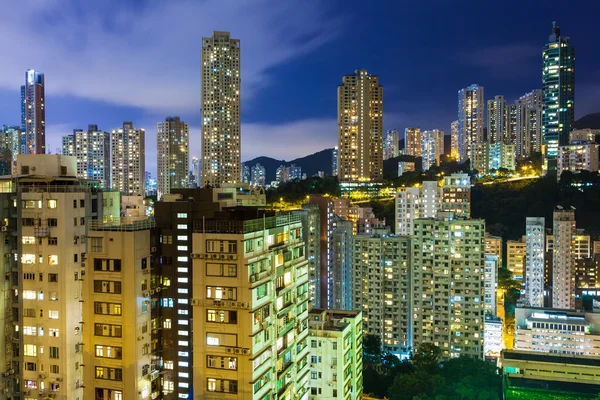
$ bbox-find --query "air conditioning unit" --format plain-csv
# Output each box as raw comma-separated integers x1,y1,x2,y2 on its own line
190,253,198,259
39,373,46,379
242,348,250,355
250,274,256,283
156,287,162,292
3,388,9,393
151,246,157,252
1,227,7,232
190,299,200,306
229,254,237,260
137,336,144,341
234,348,242,354
220,254,227,260
197,254,205,259
238,302,248,308
150,290,155,295
225,347,234,354
143,292,150,298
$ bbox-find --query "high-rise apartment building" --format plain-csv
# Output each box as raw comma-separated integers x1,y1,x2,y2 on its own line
484,255,499,316
352,235,412,356
450,121,459,160
542,22,575,174
458,84,484,162
487,95,508,144
395,181,442,236
337,69,383,183
421,129,444,171
201,31,241,186
383,129,400,160
297,204,321,307
515,90,543,157
471,142,489,173
308,196,335,308
404,127,421,157
507,237,526,281
1,125,20,171
157,117,189,199
412,214,485,359
525,217,546,307
111,122,145,196
570,129,599,143
397,161,415,177
553,209,576,309
484,233,503,269
191,210,310,399
488,142,516,172
557,142,599,179
191,157,201,188
332,216,353,310
332,146,338,176
250,163,266,187
441,173,471,218
62,125,111,188
20,69,46,154
307,309,363,399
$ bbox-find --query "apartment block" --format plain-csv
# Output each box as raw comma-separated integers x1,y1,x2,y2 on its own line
507,237,526,282
484,233,503,268
441,173,471,218
307,309,363,399
484,255,498,316
553,209,576,309
525,217,545,307
332,216,353,310
557,142,599,179
404,128,421,157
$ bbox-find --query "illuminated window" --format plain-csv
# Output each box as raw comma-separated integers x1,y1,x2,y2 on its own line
22,236,35,245
24,344,37,356
49,310,59,319
47,200,57,209
23,290,36,300
163,319,172,329
21,254,36,264
48,255,58,265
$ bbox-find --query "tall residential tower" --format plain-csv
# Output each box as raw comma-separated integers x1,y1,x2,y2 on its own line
111,122,145,196
62,125,111,188
157,117,190,199
458,84,484,162
20,69,46,154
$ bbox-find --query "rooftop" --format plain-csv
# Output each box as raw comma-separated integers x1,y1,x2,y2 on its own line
89,217,154,231
193,209,300,234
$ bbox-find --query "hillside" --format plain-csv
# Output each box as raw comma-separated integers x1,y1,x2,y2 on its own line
574,113,600,129
244,148,333,182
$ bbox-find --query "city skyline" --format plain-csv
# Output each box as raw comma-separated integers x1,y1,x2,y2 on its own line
0,1,598,175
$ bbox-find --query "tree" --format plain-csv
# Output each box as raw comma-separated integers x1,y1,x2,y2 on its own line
498,268,521,293
411,343,442,374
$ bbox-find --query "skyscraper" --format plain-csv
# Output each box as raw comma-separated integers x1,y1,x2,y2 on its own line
526,217,546,307
450,120,459,160
458,84,484,162
383,129,400,160
157,116,190,199
111,122,145,196
487,95,508,144
553,208,576,309
337,69,383,183
191,157,201,187
542,22,575,174
201,31,241,186
404,127,422,157
62,125,111,188
421,129,444,171
20,69,45,154
332,146,338,176
516,90,543,157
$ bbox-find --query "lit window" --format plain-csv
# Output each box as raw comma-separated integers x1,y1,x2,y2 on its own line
47,200,57,209
177,246,188,251
21,254,36,264
49,310,59,319
163,319,172,329
24,344,37,356
22,236,35,245
48,255,58,265
177,213,188,219
177,224,187,230
23,290,36,300
164,361,173,370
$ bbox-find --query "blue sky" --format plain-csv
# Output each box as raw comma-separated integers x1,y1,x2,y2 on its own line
0,0,599,176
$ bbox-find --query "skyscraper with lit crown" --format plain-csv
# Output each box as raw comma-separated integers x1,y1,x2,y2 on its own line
201,31,241,186
21,69,46,154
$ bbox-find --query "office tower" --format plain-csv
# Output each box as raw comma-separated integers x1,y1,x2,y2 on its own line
332,146,338,176
485,233,503,269
191,157,201,187
458,84,485,162
404,127,422,157
441,173,471,218
412,215,485,359
525,217,546,307
553,208,576,309
157,117,189,199
484,255,499,316
421,129,444,171
488,142,516,172
250,163,266,187
191,210,310,399
542,22,575,174
83,203,153,399
514,308,600,356
332,216,353,310
111,122,145,196
384,129,400,160
337,69,383,183
307,309,363,399
507,237,526,281
309,195,335,308
471,142,489,173
62,125,111,188
450,121,460,160
397,161,415,177
353,235,412,356
20,69,46,154
201,31,241,186
487,95,508,144
557,142,599,178
515,90,543,157
0,154,118,399
297,204,321,306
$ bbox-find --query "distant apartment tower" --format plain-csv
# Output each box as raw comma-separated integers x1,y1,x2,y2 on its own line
488,142,516,172
404,127,421,157
297,204,321,306
332,146,338,176
309,195,335,308
412,215,485,359
384,129,400,160
62,124,111,187
353,235,412,355
485,233,503,269
450,120,460,160
1,125,20,170
395,181,441,236
485,255,499,316
157,116,189,199
307,309,364,399
570,129,599,143
487,95,508,144
542,22,575,174
507,237,526,281
111,122,145,195
458,84,485,162
332,216,353,310
557,142,599,178
471,142,489,173
421,129,444,171
516,89,543,157
553,209,576,309
250,163,266,187
201,31,241,186
191,157,201,187
526,217,546,307
20,69,46,154
441,173,471,218
397,161,415,177
337,69,383,182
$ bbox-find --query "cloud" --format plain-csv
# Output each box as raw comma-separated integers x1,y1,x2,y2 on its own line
0,0,342,112
457,43,540,79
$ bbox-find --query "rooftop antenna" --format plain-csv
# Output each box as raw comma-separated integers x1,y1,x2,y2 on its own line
556,205,563,210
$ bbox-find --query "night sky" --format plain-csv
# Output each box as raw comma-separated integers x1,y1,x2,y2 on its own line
0,0,599,175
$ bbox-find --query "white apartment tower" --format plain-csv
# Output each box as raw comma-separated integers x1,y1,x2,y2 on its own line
516,90,543,157
62,125,111,188
525,217,546,307
157,116,190,199
337,69,383,183
458,84,485,162
553,209,576,309
412,215,485,359
111,122,145,196
201,31,241,186
484,255,498,316
421,130,444,171
383,129,400,160
395,182,441,236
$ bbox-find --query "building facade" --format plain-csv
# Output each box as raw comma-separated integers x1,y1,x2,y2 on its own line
487,95,508,144
557,142,599,178
515,89,543,157
421,129,444,171
553,209,576,309
157,117,190,199
20,69,46,154
62,125,111,188
201,31,242,186
337,70,383,183
111,122,145,196
525,217,546,307
441,173,471,218
404,128,421,157
507,237,526,282
450,121,459,160
458,84,484,162
383,129,400,160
